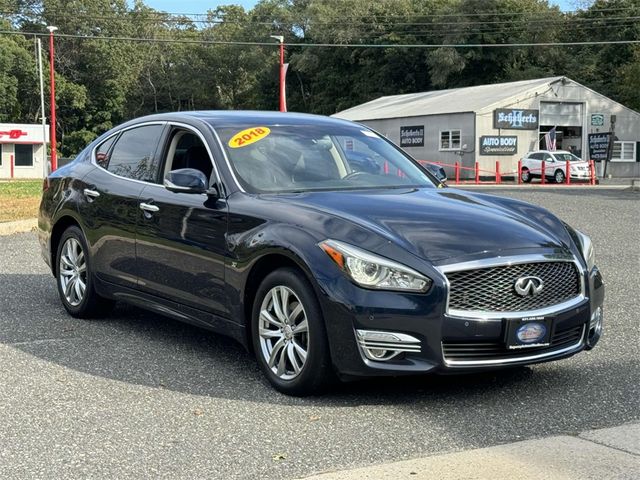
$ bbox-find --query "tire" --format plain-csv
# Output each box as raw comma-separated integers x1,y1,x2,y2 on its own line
520,168,531,183
554,169,565,184
251,267,333,395
56,226,114,318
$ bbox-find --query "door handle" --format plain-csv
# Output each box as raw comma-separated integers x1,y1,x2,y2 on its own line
139,202,160,213
83,188,100,198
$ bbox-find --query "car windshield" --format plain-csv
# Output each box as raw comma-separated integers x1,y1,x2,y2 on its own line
214,124,437,193
554,153,582,162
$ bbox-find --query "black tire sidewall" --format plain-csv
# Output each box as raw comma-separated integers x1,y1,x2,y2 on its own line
521,168,531,182
251,268,331,395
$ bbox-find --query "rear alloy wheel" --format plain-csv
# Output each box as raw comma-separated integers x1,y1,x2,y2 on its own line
520,168,531,183
252,268,333,395
554,169,566,184
56,226,114,318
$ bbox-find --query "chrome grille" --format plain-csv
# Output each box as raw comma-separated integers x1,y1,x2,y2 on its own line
446,261,580,313
442,324,584,363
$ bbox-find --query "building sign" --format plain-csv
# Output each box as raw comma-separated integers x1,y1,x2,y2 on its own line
590,114,605,127
0,129,27,140
588,133,611,161
400,125,424,147
493,109,539,130
479,135,518,155
0,123,48,144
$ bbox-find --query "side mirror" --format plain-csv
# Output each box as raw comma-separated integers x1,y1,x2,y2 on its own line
164,168,208,194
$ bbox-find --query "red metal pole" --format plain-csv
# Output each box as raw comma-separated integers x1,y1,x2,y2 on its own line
590,160,595,185
279,41,285,112
475,162,479,184
10,154,14,179
455,162,460,184
48,28,58,171
518,159,522,185
541,161,546,185
565,160,570,185
495,161,501,184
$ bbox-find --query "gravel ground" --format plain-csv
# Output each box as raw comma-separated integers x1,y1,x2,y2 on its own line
0,187,638,479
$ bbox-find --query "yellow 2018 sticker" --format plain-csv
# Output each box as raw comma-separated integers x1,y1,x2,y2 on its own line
228,126,271,148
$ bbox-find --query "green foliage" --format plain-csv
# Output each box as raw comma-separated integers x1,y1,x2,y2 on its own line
0,0,637,156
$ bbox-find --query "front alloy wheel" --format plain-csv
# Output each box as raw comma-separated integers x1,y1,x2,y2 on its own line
555,169,566,183
521,168,531,183
258,286,309,380
252,268,333,395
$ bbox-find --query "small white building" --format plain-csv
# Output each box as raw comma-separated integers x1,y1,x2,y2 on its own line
334,76,640,178
0,123,49,179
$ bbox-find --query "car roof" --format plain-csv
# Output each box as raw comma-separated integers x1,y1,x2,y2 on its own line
120,110,361,129
527,150,571,154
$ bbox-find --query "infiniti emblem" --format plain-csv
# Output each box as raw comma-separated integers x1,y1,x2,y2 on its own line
514,276,544,296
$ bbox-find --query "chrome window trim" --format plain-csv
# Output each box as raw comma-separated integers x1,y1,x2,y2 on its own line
208,125,246,193
436,253,586,320
442,325,585,367
90,121,168,187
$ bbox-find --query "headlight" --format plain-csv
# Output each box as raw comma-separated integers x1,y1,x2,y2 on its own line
575,229,595,270
319,239,432,292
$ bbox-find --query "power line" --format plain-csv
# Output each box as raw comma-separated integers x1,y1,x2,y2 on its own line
1,29,638,48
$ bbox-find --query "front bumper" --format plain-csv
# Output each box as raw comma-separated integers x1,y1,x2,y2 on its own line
318,261,604,379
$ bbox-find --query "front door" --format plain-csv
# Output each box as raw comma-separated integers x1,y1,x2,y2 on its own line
134,127,229,318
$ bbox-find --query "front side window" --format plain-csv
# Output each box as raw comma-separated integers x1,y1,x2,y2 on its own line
106,125,164,182
14,144,33,166
214,123,437,193
553,153,581,162
440,130,461,150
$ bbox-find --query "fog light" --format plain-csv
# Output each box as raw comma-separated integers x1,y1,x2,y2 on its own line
355,329,421,362
586,306,603,349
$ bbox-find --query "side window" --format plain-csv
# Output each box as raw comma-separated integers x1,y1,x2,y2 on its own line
543,154,553,162
107,125,164,182
529,153,542,160
95,135,117,168
163,129,213,181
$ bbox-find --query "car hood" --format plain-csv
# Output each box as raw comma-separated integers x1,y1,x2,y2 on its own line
269,188,572,263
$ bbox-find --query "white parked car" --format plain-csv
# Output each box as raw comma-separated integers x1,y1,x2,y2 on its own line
521,150,591,183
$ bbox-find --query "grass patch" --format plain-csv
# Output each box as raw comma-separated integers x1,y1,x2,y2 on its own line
0,180,42,222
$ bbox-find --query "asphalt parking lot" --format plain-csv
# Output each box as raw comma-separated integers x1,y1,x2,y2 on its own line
0,187,638,479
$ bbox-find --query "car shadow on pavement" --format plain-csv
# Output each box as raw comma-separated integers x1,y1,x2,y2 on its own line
0,272,627,416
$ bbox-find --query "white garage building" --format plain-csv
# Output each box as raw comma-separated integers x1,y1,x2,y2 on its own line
0,123,49,179
333,76,640,179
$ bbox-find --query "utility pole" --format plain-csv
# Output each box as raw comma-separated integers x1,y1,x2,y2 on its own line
47,26,58,171
603,114,616,178
270,35,286,112
37,38,48,177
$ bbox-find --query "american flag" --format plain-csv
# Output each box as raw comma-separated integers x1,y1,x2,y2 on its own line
544,127,557,151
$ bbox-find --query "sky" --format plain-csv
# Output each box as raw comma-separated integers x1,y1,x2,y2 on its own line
141,0,576,15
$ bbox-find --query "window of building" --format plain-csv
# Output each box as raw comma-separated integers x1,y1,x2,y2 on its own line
611,141,636,162
107,125,164,182
0,144,3,166
14,144,33,166
440,130,461,151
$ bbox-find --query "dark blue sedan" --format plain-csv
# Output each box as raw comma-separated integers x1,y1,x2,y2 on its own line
38,111,604,395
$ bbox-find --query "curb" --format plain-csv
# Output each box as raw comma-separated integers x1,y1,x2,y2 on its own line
0,218,37,236
301,422,640,480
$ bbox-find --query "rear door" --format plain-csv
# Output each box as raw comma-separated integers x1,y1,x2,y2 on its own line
77,123,166,288
135,125,229,318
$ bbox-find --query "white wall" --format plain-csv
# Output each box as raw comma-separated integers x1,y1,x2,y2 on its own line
0,143,47,179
